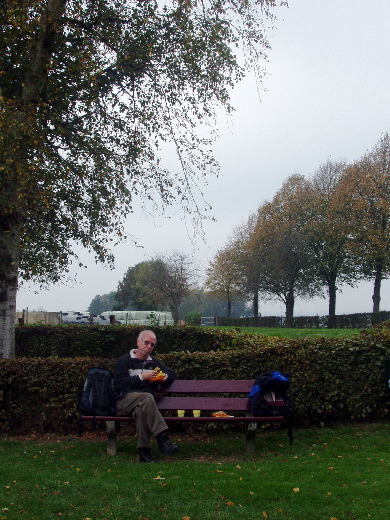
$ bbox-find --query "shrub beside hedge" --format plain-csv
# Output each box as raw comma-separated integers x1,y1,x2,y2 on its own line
1,327,389,434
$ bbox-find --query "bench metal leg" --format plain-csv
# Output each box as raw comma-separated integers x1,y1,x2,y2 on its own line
106,421,117,456
246,421,257,453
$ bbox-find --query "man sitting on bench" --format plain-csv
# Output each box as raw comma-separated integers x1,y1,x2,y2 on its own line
113,329,179,463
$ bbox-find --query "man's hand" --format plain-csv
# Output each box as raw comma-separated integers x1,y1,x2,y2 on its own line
142,369,159,381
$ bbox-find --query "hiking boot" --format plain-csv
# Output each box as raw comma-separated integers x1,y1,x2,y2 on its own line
156,432,179,455
138,447,156,463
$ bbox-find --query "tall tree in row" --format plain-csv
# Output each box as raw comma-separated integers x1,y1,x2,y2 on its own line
246,175,323,326
0,0,279,357
340,133,390,312
205,245,242,317
229,216,262,321
305,160,359,327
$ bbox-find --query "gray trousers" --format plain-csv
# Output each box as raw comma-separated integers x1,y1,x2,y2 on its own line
116,392,168,449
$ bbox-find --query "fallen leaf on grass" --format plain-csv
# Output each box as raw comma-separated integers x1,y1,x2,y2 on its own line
226,502,234,506
293,487,300,493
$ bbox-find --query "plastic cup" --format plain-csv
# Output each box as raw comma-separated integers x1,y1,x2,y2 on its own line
193,410,201,417
177,410,185,417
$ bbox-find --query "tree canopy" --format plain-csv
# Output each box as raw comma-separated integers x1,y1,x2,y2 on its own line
0,0,279,357
340,133,390,312
246,175,323,326
204,135,389,327
205,246,242,316
116,260,165,311
115,252,196,323
87,291,120,315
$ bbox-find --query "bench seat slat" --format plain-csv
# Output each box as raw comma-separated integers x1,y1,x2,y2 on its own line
81,415,284,422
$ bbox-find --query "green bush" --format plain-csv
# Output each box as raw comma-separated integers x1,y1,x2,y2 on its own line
1,326,389,434
184,311,202,325
15,324,278,357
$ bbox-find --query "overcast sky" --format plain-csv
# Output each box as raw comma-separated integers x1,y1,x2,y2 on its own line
17,0,390,316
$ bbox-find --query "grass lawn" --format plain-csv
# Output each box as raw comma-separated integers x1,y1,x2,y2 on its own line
1,423,388,520
216,327,362,339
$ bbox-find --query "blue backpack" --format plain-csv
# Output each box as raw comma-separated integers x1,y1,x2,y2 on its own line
249,371,292,443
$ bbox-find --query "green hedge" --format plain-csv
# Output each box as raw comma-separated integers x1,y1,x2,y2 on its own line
15,324,278,357
2,328,389,434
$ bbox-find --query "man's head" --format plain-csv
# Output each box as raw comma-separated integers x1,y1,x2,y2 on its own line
135,330,157,360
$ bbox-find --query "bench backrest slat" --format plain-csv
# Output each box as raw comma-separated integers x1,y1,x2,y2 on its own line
158,380,255,393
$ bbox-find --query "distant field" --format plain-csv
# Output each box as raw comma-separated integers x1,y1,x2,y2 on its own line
216,326,362,339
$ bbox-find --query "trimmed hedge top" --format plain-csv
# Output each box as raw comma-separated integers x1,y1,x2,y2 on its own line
15,324,279,357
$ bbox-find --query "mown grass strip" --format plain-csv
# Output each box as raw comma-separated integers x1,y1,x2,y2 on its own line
1,423,388,520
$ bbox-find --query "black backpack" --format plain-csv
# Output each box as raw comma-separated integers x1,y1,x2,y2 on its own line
249,371,293,444
77,367,116,417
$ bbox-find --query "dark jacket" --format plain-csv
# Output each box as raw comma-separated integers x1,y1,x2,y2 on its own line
113,350,176,403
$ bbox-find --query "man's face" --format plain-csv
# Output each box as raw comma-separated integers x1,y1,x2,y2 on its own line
135,332,157,359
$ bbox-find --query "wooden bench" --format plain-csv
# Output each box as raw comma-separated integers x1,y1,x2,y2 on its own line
79,379,292,455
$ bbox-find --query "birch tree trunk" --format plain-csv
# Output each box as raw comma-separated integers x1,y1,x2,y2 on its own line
0,0,67,357
0,224,20,358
